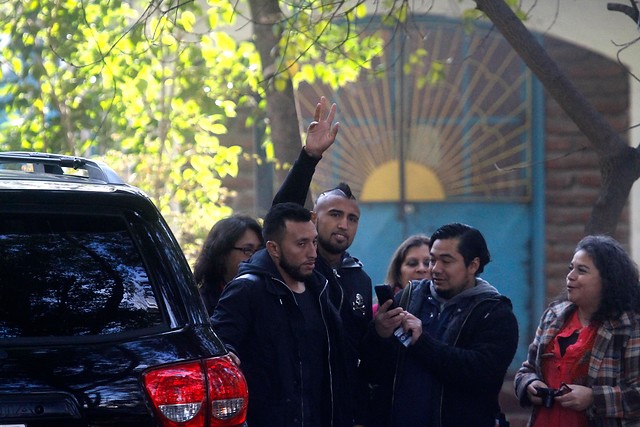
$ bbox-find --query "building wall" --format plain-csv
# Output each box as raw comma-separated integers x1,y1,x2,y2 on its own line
215,34,632,427
501,35,631,427
218,32,632,306
543,36,630,301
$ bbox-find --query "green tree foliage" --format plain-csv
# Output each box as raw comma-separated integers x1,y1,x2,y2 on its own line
237,0,387,175
0,0,396,259
0,0,262,258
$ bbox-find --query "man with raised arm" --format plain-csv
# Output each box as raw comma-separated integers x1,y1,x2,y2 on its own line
273,97,372,425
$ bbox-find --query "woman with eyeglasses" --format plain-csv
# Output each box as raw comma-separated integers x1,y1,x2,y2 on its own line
372,234,431,316
385,234,431,294
194,214,264,315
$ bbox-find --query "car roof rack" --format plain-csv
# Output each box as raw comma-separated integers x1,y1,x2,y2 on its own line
0,152,125,184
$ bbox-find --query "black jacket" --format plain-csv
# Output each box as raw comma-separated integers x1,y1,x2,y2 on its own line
210,249,353,427
273,148,373,423
362,278,519,427
273,148,373,348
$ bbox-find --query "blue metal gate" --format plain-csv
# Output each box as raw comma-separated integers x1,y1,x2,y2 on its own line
299,17,546,370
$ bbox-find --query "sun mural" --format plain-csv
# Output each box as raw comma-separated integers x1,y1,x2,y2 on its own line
297,17,534,204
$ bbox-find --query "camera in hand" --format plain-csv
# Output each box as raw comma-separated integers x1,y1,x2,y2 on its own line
534,386,566,408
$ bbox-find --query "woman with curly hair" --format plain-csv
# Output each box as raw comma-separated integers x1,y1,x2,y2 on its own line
515,235,640,426
193,214,263,314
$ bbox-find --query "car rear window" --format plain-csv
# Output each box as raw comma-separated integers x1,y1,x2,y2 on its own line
0,212,163,338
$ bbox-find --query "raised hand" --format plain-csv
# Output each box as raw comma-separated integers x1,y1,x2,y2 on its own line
304,96,339,159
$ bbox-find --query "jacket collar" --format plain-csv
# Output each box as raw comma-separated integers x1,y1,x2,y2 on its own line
426,277,502,308
548,300,638,332
316,250,363,271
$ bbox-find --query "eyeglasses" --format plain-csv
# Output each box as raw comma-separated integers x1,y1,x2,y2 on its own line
233,246,261,257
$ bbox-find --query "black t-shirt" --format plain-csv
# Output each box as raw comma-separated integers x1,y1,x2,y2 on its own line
295,288,327,427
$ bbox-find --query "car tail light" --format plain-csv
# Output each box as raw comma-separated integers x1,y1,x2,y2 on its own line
143,355,248,427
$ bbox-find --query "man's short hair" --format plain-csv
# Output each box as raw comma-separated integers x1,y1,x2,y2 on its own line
316,182,356,203
263,202,313,243
430,223,491,274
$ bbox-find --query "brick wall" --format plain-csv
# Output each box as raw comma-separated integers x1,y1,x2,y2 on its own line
542,36,630,301
501,35,630,427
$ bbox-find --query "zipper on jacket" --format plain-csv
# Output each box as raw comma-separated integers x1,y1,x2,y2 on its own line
390,345,407,425
391,292,502,427
275,274,335,426
332,268,345,311
318,278,335,427
272,275,306,425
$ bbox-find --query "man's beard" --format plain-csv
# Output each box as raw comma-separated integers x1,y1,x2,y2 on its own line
318,234,349,255
279,257,313,282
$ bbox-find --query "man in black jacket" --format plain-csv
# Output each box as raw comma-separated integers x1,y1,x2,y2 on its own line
211,202,352,427
272,97,372,424
273,96,372,351
362,223,519,427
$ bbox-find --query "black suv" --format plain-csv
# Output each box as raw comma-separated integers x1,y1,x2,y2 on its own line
0,152,248,427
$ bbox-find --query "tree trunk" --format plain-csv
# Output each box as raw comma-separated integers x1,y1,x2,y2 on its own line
247,0,303,194
475,0,640,235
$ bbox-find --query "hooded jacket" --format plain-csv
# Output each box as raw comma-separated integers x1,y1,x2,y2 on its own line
210,249,353,427
361,278,519,427
273,147,373,344
273,148,373,423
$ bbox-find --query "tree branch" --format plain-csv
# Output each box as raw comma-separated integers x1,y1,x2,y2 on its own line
475,0,640,235
607,1,639,24
475,0,628,159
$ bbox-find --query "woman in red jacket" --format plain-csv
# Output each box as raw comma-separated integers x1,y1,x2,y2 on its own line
515,235,640,427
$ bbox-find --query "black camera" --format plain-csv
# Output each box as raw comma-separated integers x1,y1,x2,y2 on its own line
534,384,571,408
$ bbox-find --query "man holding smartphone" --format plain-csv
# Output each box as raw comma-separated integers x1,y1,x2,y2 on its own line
362,223,519,427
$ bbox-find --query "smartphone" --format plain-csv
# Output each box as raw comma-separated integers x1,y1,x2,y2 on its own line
374,285,397,309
